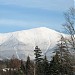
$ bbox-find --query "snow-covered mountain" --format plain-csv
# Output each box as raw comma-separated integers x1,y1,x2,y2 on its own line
0,27,67,60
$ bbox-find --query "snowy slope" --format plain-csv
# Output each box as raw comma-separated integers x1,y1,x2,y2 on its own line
0,27,67,60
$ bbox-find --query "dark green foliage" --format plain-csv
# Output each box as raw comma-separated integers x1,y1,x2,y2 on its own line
26,56,31,75
60,50,73,75
20,60,26,74
55,36,73,75
50,52,60,75
34,46,43,64
42,55,50,75
34,46,43,75
26,56,34,75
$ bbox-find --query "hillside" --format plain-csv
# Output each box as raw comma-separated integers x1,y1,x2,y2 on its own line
0,27,67,60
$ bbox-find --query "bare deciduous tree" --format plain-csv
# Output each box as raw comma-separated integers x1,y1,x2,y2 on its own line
63,8,75,50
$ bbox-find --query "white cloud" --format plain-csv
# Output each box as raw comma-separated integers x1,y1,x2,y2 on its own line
0,0,74,11
0,19,50,27
0,19,27,26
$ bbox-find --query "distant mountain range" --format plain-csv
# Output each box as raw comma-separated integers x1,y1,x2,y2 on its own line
0,27,68,60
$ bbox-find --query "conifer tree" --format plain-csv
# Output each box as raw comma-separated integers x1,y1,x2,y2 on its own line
34,46,43,75
26,56,34,75
26,56,31,75
62,8,75,74
50,51,60,75
34,46,43,64
42,55,50,75
20,60,26,74
56,36,73,75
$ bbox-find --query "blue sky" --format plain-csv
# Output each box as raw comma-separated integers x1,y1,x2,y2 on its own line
0,0,74,33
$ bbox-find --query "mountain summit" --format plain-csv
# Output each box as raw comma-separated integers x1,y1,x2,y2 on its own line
0,27,66,60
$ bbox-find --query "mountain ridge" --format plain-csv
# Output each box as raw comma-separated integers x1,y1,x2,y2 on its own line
0,27,67,60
